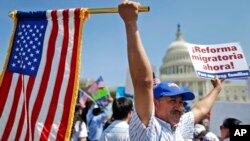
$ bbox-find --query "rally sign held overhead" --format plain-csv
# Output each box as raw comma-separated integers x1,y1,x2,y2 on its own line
187,42,250,79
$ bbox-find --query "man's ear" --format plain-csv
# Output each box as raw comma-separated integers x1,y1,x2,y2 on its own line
154,99,160,110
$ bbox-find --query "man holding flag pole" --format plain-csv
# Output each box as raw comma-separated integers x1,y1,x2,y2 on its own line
118,1,225,140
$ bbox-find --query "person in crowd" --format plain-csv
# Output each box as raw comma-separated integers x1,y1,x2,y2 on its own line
220,118,242,141
87,97,113,141
71,103,90,141
99,97,133,141
193,124,219,141
199,112,211,131
118,1,225,140
193,124,207,141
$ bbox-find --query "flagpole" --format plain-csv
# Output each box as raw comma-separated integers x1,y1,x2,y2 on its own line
8,6,150,18
88,6,149,14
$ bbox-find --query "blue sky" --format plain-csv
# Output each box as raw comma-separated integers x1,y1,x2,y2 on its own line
1,0,250,87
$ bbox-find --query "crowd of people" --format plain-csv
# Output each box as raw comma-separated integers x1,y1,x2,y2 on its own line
71,1,244,141
70,96,242,141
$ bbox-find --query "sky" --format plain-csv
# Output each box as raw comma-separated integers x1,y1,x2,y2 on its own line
1,0,250,87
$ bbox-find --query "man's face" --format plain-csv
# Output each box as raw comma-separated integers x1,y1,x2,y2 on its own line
220,125,230,139
155,95,185,126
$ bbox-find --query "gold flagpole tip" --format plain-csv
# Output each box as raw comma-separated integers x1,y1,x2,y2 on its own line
8,10,17,19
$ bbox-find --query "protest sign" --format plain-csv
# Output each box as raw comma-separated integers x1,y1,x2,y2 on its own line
187,42,250,79
116,87,126,98
116,86,134,99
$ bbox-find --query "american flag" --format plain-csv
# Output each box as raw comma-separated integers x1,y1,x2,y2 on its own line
87,76,106,95
79,90,89,108
87,76,110,108
153,78,161,87
96,76,106,88
153,72,161,87
0,8,89,141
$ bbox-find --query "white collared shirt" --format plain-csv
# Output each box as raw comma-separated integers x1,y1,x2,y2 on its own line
99,120,130,141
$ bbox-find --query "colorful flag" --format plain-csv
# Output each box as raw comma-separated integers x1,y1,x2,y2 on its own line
97,76,106,88
0,8,89,141
79,89,90,108
153,78,161,87
87,76,106,95
87,76,110,108
153,72,161,87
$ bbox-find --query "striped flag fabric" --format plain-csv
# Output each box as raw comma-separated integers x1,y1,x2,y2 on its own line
153,78,161,87
78,90,90,108
0,8,89,141
87,76,106,94
153,72,161,87
96,76,106,88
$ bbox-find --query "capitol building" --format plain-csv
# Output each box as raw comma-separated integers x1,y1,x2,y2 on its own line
160,25,250,103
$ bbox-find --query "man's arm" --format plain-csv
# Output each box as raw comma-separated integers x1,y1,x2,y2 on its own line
191,77,225,123
119,1,153,126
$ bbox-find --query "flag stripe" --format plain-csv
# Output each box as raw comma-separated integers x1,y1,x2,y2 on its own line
0,72,13,117
0,73,18,138
50,9,76,140
24,77,35,141
40,9,69,140
49,9,75,140
28,11,53,141
1,75,23,140
30,10,58,141
56,8,81,140
14,101,25,141
43,10,67,140
9,91,24,140
20,110,28,141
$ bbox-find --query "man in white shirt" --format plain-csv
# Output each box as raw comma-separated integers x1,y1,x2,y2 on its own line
118,1,225,141
99,97,133,141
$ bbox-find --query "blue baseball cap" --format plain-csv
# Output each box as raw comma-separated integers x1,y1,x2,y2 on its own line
153,81,195,100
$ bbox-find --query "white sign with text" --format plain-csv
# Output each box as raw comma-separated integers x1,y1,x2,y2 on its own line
187,42,250,79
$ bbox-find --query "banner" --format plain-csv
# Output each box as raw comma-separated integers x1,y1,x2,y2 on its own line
187,42,250,79
0,8,89,141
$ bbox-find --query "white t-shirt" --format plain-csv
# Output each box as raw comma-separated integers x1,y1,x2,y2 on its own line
99,120,130,141
71,121,88,141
